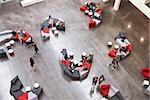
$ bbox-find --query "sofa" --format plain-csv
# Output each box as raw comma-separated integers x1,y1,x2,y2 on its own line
0,30,13,45
80,1,103,28
100,84,120,99
10,76,43,100
59,49,93,80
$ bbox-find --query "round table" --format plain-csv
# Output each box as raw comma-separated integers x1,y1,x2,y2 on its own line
85,10,89,15
5,42,11,50
69,52,74,59
8,49,14,56
114,45,119,50
54,30,58,36
9,40,15,46
52,27,57,33
88,12,93,17
107,41,113,47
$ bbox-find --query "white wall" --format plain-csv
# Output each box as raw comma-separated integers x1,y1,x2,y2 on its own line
129,0,150,19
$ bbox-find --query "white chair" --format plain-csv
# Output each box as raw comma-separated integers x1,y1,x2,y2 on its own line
92,19,101,25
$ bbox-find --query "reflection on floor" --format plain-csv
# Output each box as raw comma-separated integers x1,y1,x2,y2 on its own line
0,0,149,100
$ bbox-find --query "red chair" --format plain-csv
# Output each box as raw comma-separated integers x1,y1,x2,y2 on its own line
89,19,96,28
100,84,110,97
18,93,28,100
61,60,71,67
141,68,150,79
22,32,31,42
108,49,117,59
80,6,87,12
127,44,132,52
85,63,92,71
43,28,49,33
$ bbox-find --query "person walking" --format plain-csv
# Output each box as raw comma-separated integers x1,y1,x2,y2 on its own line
33,44,39,56
108,58,118,69
98,75,105,85
30,57,35,71
91,75,98,92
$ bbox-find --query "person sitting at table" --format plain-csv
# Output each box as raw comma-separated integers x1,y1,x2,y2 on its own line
64,54,69,60
40,21,51,30
11,31,19,41
95,3,101,11
86,54,93,63
119,46,128,53
11,30,17,36
121,38,126,42
25,37,34,47
19,30,25,37
85,1,92,8
91,75,98,92
47,15,54,27
59,21,65,27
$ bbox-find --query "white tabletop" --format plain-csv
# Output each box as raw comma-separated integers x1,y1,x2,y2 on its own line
25,86,31,92
8,49,13,53
34,83,40,88
54,30,58,34
28,91,38,100
5,42,10,46
52,27,56,30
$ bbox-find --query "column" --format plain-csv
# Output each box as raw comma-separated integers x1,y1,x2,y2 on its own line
113,0,122,11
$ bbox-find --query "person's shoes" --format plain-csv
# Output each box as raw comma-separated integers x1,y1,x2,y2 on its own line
112,66,116,70
107,65,111,69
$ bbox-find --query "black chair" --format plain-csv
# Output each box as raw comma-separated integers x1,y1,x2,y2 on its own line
72,70,80,80
64,68,73,79
10,76,24,100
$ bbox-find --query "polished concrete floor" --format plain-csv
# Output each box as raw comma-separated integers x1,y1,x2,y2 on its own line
0,0,149,100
